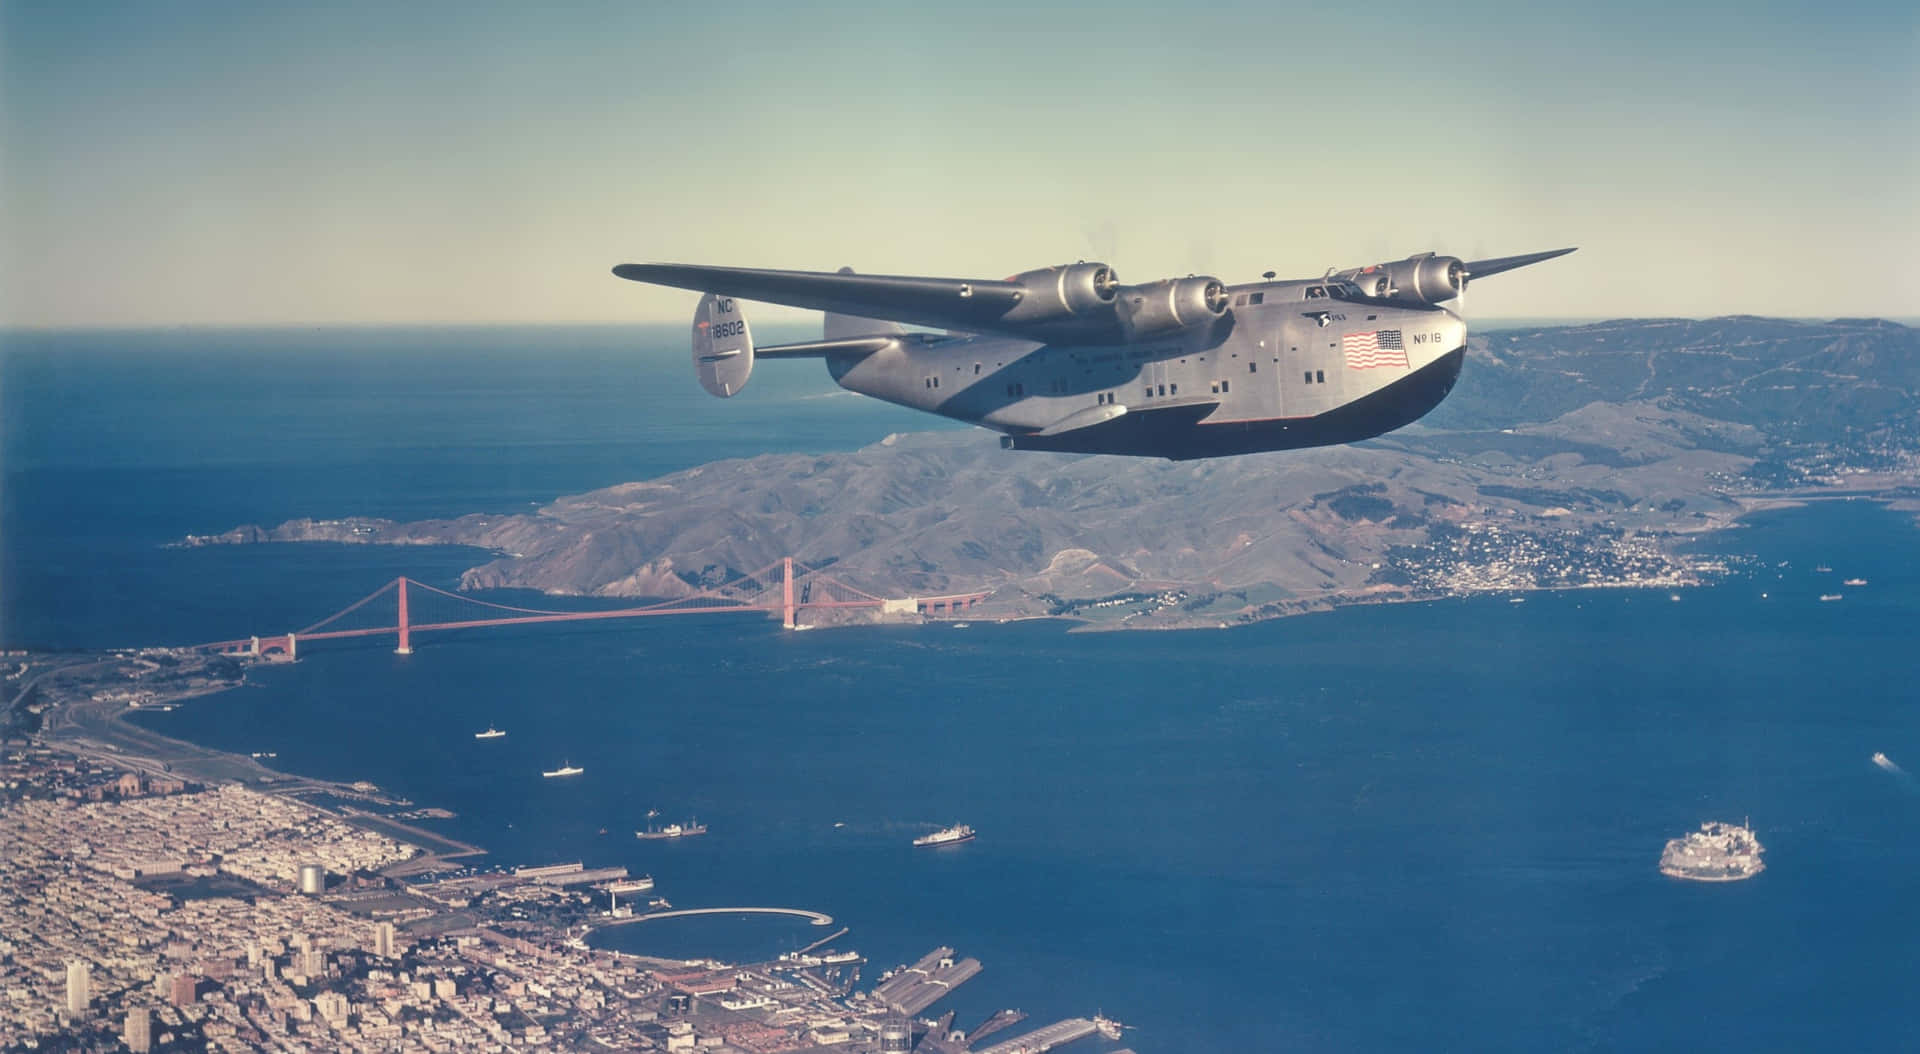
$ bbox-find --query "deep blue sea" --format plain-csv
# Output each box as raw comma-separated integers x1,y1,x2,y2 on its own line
4,328,1917,1052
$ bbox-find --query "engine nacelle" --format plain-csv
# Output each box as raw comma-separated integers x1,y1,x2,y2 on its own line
1116,276,1229,341
1001,261,1120,325
1379,253,1466,304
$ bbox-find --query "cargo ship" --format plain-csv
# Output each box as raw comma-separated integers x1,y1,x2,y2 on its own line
913,824,975,848
542,762,584,778
635,815,707,839
475,726,506,739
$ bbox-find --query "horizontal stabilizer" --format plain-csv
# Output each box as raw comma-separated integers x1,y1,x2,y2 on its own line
754,336,898,359
826,266,908,341
1465,247,1577,280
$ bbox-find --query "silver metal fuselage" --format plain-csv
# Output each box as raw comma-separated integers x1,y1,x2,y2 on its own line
825,280,1467,458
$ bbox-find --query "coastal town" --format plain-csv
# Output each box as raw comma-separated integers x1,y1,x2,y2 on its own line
2,643,1134,1053
0,740,1127,1053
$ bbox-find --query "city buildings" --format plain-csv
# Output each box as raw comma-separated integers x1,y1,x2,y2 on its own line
65,959,90,1017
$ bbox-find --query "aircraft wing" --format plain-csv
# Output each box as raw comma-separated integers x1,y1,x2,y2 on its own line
613,263,1033,335
1464,247,1577,280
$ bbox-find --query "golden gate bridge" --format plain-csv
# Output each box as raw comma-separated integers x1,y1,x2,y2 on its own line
196,558,989,657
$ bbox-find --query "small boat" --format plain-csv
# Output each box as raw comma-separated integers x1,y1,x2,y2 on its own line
1819,594,1843,602
543,762,584,778
1844,578,1868,587
475,726,506,740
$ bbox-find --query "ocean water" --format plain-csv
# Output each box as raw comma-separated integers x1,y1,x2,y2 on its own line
4,329,1918,1051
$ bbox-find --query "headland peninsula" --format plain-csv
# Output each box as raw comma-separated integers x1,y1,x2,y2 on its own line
178,318,1919,630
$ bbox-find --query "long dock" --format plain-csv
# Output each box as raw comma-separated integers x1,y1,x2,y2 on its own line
873,946,981,1015
972,1018,1099,1054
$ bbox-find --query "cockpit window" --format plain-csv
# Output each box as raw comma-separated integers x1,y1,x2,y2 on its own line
1248,292,1264,305
1305,286,1327,299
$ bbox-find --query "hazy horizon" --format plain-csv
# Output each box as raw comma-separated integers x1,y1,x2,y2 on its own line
4,2,1915,327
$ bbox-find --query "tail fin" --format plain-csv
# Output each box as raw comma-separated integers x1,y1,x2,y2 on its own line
824,266,907,341
691,292,753,398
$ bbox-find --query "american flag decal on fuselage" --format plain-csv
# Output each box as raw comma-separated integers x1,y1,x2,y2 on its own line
1342,329,1407,370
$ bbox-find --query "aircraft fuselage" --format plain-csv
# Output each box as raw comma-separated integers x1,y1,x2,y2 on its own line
827,280,1466,459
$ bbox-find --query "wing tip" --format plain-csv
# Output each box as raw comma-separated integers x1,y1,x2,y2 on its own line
1465,247,1579,280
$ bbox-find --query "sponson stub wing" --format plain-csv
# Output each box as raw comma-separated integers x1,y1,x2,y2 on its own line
612,261,1231,345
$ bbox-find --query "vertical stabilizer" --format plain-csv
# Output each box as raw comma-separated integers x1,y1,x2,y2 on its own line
692,292,753,397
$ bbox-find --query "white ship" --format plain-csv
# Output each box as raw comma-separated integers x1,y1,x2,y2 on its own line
475,726,506,739
1844,578,1868,587
542,762,584,778
1820,594,1843,602
635,820,707,840
913,823,975,848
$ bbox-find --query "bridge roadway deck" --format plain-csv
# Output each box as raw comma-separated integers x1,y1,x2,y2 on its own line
199,591,991,653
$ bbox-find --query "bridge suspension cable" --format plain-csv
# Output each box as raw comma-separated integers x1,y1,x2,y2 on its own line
195,558,988,656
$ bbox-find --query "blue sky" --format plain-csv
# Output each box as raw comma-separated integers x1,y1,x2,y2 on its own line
2,1,1914,325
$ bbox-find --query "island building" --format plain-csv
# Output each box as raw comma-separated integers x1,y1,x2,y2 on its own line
1660,820,1765,881
64,960,89,1017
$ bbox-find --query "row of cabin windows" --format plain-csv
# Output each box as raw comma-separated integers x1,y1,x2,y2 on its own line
1304,370,1326,384
1230,291,1267,307
924,376,941,389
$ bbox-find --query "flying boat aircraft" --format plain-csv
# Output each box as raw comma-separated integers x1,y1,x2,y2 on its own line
612,247,1574,459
